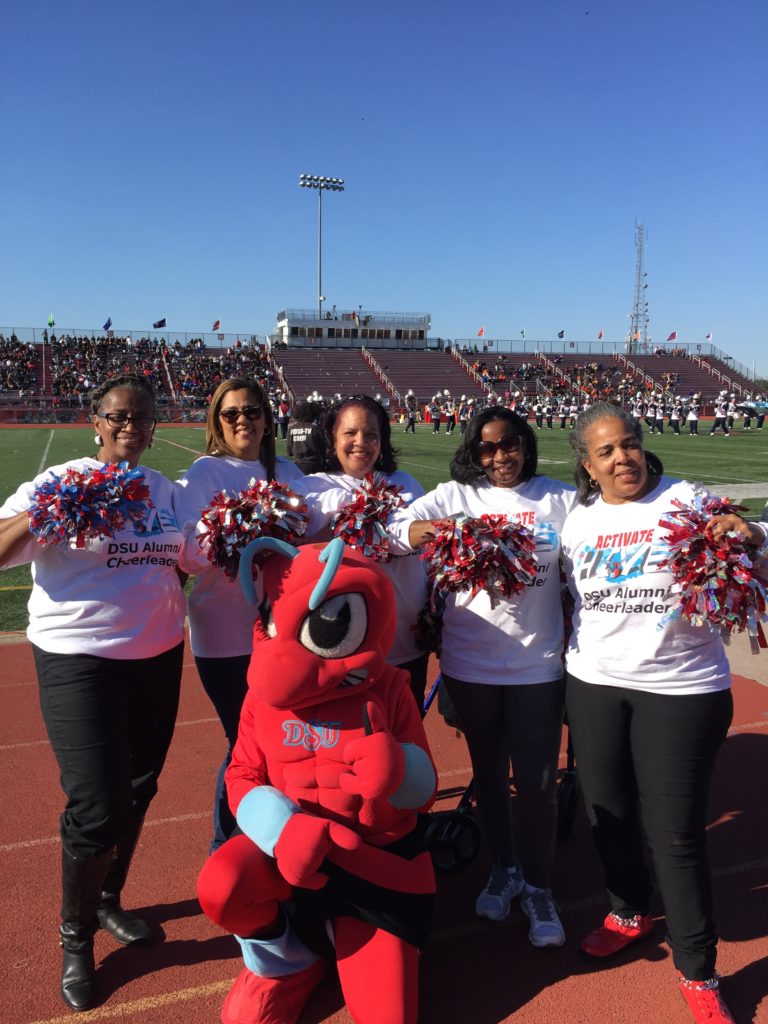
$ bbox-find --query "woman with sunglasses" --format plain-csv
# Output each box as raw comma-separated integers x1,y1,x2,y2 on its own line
0,374,192,1011
298,395,431,713
174,378,304,853
387,406,578,948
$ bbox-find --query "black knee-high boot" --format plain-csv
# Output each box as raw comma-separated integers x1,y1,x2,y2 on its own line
60,846,114,1011
97,815,152,946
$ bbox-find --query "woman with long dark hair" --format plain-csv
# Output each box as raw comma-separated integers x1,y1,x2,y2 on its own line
388,406,577,948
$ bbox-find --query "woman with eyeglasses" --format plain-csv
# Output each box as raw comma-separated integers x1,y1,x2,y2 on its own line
387,406,578,949
298,395,431,713
174,377,304,853
0,374,192,1011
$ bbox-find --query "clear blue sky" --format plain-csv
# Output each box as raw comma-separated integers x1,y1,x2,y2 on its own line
2,0,766,371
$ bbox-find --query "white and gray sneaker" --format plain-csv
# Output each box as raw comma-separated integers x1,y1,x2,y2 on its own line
475,864,525,922
520,885,565,947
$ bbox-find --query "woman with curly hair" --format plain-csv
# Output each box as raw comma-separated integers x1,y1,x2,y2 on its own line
299,395,430,711
387,406,577,947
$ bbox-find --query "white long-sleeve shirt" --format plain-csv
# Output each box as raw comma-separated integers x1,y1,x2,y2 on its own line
387,476,578,685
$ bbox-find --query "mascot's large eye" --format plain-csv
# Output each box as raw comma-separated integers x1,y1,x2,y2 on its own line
298,593,367,659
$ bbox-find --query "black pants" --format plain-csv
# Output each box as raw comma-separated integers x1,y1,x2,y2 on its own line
396,652,430,718
442,675,564,888
565,674,732,979
195,654,251,852
34,642,184,858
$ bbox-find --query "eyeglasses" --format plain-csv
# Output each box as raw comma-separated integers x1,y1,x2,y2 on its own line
219,405,264,424
96,412,156,430
475,436,523,461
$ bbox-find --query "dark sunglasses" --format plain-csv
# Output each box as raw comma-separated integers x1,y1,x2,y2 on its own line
219,405,264,424
475,436,524,461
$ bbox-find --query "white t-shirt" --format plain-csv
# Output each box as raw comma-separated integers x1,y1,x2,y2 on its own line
174,455,305,658
561,477,732,694
0,458,188,658
388,476,578,685
299,470,429,666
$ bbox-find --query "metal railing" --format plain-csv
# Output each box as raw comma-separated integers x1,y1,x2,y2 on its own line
277,309,431,326
449,347,500,402
361,347,401,404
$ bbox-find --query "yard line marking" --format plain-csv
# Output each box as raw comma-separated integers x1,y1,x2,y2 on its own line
0,811,210,852
25,979,233,1024
154,436,203,456
36,430,54,475
0,717,219,752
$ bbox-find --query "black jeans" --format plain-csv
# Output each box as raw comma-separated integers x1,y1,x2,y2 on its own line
565,673,732,980
442,674,564,888
34,642,183,858
194,654,251,852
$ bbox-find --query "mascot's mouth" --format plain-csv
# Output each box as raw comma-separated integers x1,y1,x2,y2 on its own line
338,668,369,689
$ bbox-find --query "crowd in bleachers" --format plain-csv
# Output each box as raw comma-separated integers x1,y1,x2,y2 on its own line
165,339,275,406
0,334,39,395
49,335,136,403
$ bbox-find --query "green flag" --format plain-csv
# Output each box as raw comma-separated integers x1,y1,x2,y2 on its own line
47,313,55,327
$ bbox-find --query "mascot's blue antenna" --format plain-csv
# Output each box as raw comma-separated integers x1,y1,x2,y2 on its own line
238,537,299,606
309,537,345,610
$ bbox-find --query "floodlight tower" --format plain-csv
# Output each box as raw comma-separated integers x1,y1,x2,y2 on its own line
629,221,649,352
298,173,345,319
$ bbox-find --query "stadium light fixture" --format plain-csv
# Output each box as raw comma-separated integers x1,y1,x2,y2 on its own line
298,173,346,318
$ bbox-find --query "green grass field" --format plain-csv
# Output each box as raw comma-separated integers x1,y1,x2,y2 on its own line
2,421,767,630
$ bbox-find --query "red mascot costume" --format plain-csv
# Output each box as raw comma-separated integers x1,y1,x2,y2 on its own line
197,537,437,1024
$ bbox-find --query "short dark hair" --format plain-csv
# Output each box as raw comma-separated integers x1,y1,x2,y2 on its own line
450,406,538,484
322,395,398,474
569,401,664,504
90,374,156,416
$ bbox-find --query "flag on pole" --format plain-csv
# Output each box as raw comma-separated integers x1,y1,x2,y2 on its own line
666,331,677,342
103,317,112,332
705,332,712,341
153,317,167,329
477,327,485,337
597,329,604,340
557,330,565,339
211,320,221,332
520,329,525,339
47,313,55,327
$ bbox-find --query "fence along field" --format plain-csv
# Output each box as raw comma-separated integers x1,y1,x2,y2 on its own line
1,422,767,630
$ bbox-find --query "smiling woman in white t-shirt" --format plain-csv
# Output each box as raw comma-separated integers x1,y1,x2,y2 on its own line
561,401,767,1024
0,375,192,1012
388,406,577,951
174,377,304,854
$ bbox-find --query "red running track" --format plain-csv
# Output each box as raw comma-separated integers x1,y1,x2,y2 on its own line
0,635,766,1024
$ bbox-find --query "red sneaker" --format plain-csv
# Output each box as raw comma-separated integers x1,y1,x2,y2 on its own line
679,975,735,1024
221,960,326,1024
580,912,654,959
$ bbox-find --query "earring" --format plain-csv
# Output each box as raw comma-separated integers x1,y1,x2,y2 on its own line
147,438,154,449
263,427,271,436
94,434,103,446
589,477,598,487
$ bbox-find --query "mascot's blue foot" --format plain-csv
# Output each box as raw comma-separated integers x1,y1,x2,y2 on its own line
221,959,327,1024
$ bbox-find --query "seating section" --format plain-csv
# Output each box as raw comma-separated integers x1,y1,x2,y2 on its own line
366,351,487,406
273,349,382,401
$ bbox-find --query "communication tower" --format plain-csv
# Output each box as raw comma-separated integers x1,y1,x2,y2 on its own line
628,221,649,352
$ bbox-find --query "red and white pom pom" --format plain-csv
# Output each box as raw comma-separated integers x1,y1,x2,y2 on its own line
331,472,406,562
420,513,537,607
28,461,153,548
199,479,309,579
657,490,768,652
